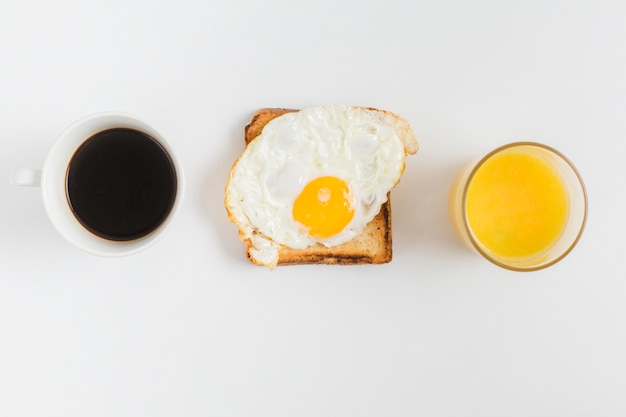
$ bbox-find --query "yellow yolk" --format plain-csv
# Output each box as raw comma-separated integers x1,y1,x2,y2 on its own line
293,176,354,238
465,149,569,260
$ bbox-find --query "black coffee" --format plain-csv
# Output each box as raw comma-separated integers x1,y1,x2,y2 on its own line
66,128,177,241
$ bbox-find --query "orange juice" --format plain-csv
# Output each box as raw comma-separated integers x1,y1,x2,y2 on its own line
465,148,569,260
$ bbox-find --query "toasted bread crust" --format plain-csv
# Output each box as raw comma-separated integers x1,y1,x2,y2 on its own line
244,108,298,145
240,107,393,266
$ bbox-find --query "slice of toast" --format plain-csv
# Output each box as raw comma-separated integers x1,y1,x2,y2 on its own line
243,108,392,265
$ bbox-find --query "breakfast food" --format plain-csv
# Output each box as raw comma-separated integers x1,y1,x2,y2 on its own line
225,105,418,268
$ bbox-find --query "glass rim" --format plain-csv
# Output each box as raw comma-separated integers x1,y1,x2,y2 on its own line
461,141,588,272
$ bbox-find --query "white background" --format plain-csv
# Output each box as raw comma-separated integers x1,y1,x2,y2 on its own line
1,0,625,416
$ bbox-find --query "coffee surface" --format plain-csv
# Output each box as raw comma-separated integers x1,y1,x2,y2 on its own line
66,128,177,241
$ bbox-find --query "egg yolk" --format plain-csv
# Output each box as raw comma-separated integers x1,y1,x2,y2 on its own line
293,176,354,238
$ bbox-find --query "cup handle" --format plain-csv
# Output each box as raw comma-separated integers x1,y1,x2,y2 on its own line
11,169,42,187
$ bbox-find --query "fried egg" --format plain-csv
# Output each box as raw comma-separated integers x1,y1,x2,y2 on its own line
225,104,418,267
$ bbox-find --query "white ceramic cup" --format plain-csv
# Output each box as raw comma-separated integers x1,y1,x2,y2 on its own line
11,112,184,256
